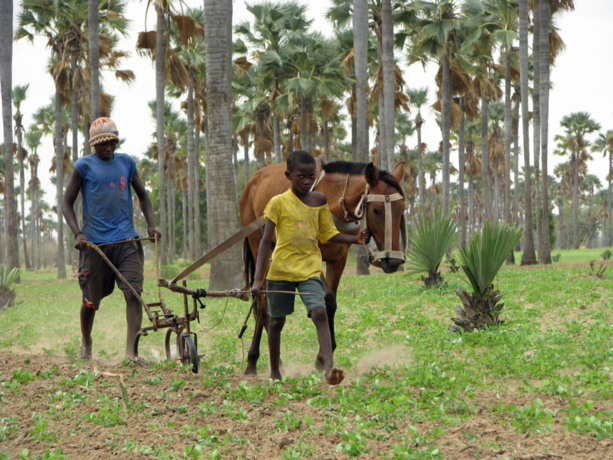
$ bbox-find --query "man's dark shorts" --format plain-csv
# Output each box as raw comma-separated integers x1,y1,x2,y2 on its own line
78,240,144,310
266,277,325,318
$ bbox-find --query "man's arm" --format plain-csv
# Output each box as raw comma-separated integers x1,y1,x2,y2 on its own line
131,169,161,240
62,168,88,249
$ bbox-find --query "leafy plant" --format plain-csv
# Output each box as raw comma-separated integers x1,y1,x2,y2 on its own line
601,249,612,260
552,253,561,262
405,207,459,287
450,223,523,332
0,265,20,311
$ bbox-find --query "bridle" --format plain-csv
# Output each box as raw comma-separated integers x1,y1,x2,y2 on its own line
338,174,407,267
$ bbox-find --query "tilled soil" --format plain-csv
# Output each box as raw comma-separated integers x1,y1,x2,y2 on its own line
1,353,612,459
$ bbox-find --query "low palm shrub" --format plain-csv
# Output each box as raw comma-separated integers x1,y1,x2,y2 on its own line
405,207,459,287
450,223,523,332
0,265,20,311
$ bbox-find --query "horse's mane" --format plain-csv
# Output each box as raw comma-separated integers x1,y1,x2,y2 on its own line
322,161,404,196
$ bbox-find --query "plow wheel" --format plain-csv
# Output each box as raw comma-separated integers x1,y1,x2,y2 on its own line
165,328,199,373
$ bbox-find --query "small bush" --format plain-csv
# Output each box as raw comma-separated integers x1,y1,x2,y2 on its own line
552,254,561,262
0,265,20,311
601,249,612,260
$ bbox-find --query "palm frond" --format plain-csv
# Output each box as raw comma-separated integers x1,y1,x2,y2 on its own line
405,206,459,276
457,223,523,298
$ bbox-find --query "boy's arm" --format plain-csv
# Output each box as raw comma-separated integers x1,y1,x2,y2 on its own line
132,168,161,241
252,219,276,298
328,229,370,246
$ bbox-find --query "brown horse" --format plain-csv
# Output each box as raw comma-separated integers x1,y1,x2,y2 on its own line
239,160,405,375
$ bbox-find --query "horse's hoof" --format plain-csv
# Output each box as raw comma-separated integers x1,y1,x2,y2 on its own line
326,368,345,385
244,366,257,376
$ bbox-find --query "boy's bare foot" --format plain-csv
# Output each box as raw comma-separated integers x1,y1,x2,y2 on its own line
326,368,345,385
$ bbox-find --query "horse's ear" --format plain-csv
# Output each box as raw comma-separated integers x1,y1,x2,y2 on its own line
391,162,405,183
365,162,379,187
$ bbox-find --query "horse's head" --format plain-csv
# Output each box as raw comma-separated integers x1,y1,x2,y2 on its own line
361,163,406,273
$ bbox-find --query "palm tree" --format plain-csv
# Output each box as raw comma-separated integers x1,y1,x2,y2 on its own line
13,84,31,270
0,0,18,270
236,1,311,164
88,0,100,121
204,0,244,290
557,112,600,249
25,127,42,269
408,87,429,210
518,0,536,264
410,0,459,216
593,130,613,246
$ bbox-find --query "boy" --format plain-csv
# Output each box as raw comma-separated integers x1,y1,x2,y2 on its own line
62,117,160,361
251,150,370,385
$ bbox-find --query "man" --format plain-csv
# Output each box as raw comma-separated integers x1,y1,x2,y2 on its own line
62,117,160,361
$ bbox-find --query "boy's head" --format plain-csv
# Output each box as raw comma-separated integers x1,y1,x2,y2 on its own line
286,150,315,172
89,117,119,147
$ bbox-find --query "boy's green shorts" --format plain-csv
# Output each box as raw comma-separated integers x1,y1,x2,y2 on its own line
266,277,325,318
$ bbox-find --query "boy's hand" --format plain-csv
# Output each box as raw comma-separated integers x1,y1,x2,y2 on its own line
358,229,371,245
251,280,263,299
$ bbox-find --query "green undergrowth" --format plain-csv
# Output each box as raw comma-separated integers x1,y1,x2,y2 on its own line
0,248,611,458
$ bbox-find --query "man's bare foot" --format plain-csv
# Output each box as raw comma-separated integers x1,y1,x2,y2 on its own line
326,368,345,385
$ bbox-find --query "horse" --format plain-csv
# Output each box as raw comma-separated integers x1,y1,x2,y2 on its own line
239,159,406,375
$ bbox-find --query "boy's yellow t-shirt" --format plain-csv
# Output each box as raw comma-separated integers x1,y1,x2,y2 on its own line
264,189,339,282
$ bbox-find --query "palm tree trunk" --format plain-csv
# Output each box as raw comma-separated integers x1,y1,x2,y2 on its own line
519,0,537,264
70,51,80,269
193,129,201,258
187,84,195,258
572,151,579,248
504,49,512,228
88,0,100,120
558,197,565,249
156,2,167,265
417,122,425,210
382,0,395,172
532,0,542,249
608,148,613,246
458,105,466,249
273,112,281,163
204,0,244,289
468,175,474,241
441,53,451,216
538,0,551,263
353,0,369,164
54,89,66,278
480,96,491,223
17,123,30,270
181,188,187,258
1,0,18,270
243,132,250,184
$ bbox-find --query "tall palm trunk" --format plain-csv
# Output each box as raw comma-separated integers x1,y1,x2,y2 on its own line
532,0,542,248
70,51,80,269
558,197,565,249
16,117,30,270
1,0,18,269
54,90,67,278
193,129,201,258
204,0,243,289
353,0,370,275
608,151,612,246
353,0,368,164
480,96,491,223
156,3,167,265
458,105,466,249
441,53,451,216
538,0,551,263
519,0,536,264
417,119,425,209
382,0,395,171
88,0,100,120
503,49,512,228
187,84,195,259
572,150,579,248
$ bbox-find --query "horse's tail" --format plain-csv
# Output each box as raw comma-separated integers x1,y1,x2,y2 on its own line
243,237,256,288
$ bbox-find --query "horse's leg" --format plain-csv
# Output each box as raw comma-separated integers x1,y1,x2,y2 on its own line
245,297,269,375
